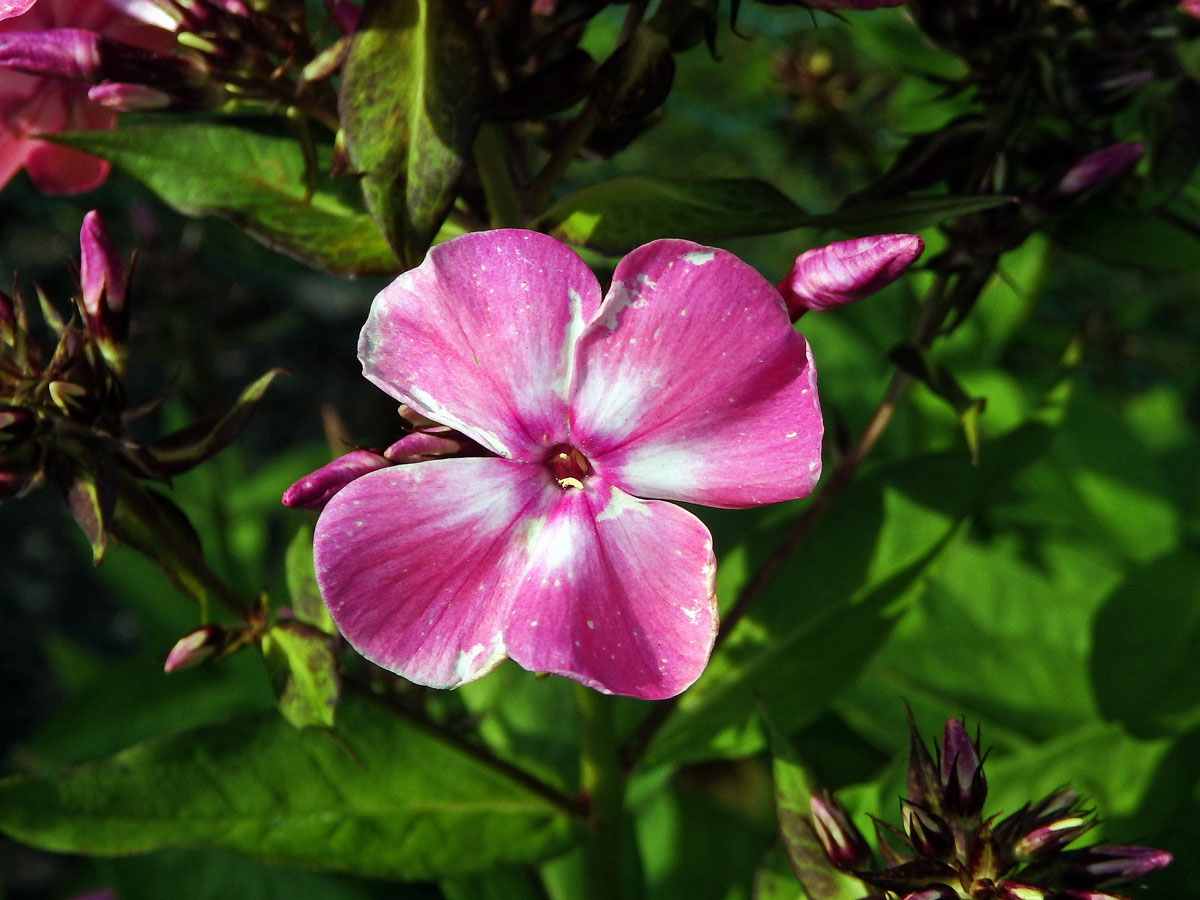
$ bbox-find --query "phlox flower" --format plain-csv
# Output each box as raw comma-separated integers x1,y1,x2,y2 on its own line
303,230,824,700
0,0,167,193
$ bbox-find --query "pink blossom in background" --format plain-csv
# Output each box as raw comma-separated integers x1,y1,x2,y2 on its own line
1181,0,1200,18
1056,141,1143,197
300,230,824,699
0,0,168,193
777,233,924,318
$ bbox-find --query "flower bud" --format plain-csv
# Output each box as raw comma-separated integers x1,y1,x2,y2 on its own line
1056,143,1143,197
1013,815,1093,861
994,881,1045,900
810,791,871,870
88,82,173,111
164,625,227,672
0,28,102,81
384,428,478,463
281,449,392,510
902,800,954,859
777,234,924,320
0,405,35,442
1066,845,1172,885
940,717,987,818
899,886,959,900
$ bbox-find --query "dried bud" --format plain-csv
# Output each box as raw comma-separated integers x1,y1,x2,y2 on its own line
940,717,987,818
777,234,924,320
810,791,871,870
1065,845,1173,886
164,624,228,672
1056,143,1143,197
282,449,392,510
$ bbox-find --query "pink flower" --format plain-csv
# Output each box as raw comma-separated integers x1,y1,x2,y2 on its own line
0,0,168,193
304,230,823,699
1182,0,1200,18
777,234,924,319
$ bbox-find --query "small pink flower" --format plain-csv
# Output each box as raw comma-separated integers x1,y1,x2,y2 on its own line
304,230,823,699
1181,0,1200,18
0,0,168,194
777,234,924,319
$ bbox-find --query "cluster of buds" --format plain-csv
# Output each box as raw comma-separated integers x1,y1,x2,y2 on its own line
803,715,1171,900
0,0,347,123
1,210,280,561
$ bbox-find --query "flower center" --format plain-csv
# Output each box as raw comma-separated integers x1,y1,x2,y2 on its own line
546,444,592,490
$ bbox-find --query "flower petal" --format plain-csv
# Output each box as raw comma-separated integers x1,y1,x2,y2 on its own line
360,229,602,461
506,478,716,700
313,456,551,688
570,240,823,508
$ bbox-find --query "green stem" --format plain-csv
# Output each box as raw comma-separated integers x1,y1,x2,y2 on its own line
576,684,625,900
474,123,524,227
110,474,250,620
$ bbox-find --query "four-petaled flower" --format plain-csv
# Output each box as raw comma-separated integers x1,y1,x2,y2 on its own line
308,230,824,699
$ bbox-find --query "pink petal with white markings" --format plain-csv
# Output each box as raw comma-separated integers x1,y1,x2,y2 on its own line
570,239,823,508
314,456,554,688
507,477,717,700
360,230,601,462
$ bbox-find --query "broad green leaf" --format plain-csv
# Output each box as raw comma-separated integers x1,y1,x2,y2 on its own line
535,177,807,255
801,193,1015,234
889,343,986,463
53,120,399,277
260,620,340,730
441,867,547,900
285,523,335,634
1090,550,1200,738
339,0,485,267
638,423,1055,769
1051,195,1200,272
0,696,576,879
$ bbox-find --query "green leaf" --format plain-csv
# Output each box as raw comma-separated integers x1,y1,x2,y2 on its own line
889,343,986,463
339,0,486,267
261,620,341,730
1090,550,1200,738
0,696,576,879
802,193,1016,234
149,369,285,477
285,524,335,634
534,177,808,255
1051,195,1200,272
53,120,399,277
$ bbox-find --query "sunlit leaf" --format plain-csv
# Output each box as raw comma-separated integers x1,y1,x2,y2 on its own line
260,620,340,730
0,696,576,879
52,121,399,277
339,0,486,267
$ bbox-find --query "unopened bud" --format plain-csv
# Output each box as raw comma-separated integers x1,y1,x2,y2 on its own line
810,791,871,870
1014,815,1093,861
164,625,226,672
281,449,391,510
899,886,959,900
80,211,127,322
1066,845,1172,885
940,717,987,818
995,882,1045,900
88,82,173,110
777,234,924,320
1056,143,1143,197
384,428,478,463
902,800,954,859
0,28,102,81
0,405,35,442
324,0,361,33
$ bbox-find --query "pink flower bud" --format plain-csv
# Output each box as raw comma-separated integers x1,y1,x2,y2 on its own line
282,449,392,510
80,210,127,322
1181,0,1200,18
0,27,102,80
939,717,986,818
1069,845,1173,884
164,625,224,672
1057,142,1143,197
323,0,360,34
777,234,924,320
1014,815,1093,861
810,791,871,870
88,81,172,110
384,427,479,463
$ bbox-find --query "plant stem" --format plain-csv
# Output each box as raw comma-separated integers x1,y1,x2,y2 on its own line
576,683,625,900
